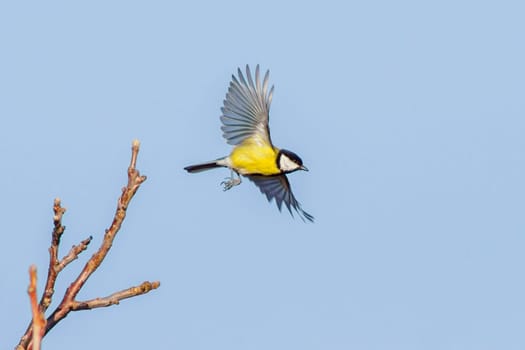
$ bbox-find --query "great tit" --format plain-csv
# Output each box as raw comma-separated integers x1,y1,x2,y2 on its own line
184,65,313,222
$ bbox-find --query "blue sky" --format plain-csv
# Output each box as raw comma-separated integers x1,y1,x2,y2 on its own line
2,1,524,349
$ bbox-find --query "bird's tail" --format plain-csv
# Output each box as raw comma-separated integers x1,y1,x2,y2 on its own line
184,159,226,173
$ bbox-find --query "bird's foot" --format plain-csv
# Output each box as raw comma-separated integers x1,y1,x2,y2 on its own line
221,176,241,191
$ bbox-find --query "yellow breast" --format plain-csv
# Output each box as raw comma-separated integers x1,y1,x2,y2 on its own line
229,140,280,175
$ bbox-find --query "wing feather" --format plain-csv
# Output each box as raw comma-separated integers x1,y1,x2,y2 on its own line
248,175,314,223
220,65,273,145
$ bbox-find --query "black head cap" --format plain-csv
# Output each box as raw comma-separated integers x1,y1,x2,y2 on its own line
279,149,304,166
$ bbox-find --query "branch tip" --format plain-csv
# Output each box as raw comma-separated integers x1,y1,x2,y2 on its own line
130,139,140,169
28,265,37,293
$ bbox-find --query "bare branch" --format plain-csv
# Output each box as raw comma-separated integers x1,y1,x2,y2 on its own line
17,201,70,349
16,140,158,350
71,281,160,310
56,236,92,273
28,266,46,350
44,140,148,334
40,199,67,311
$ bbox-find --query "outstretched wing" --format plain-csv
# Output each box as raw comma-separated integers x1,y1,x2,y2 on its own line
248,175,314,222
220,64,274,146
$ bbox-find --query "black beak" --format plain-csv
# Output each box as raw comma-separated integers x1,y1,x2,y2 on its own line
300,165,309,171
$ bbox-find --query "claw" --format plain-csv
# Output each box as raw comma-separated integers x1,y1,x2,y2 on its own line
221,178,241,191
221,171,241,191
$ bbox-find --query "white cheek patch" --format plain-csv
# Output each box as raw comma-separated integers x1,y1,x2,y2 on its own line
279,155,299,172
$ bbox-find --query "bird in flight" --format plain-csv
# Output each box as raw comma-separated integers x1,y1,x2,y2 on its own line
184,65,313,222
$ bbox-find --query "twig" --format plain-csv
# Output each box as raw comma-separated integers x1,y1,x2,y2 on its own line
16,140,160,350
28,266,45,350
41,199,68,311
56,236,93,273
71,281,161,310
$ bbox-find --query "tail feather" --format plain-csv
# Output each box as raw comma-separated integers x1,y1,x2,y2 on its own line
184,160,223,173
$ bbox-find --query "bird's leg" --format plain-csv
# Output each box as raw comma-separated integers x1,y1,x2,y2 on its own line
221,169,241,191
